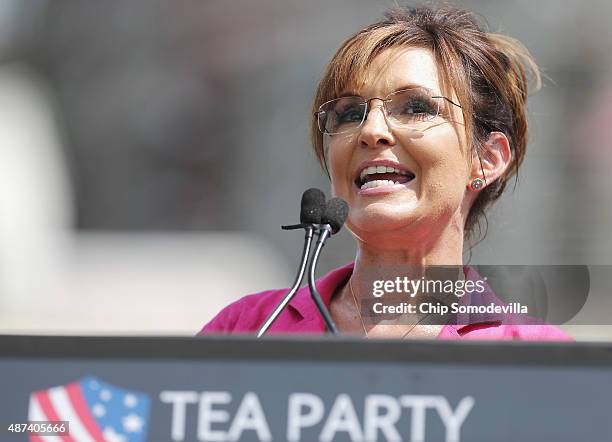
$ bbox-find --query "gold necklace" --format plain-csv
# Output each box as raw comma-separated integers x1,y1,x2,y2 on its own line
348,277,432,339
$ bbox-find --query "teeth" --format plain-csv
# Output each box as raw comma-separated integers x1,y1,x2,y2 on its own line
360,179,399,190
360,165,411,180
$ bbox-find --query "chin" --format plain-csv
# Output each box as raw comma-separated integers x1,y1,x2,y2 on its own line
348,207,421,236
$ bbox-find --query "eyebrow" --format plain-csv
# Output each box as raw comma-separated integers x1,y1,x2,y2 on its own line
338,82,435,98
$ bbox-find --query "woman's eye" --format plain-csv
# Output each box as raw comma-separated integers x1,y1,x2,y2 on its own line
336,107,363,124
401,99,437,116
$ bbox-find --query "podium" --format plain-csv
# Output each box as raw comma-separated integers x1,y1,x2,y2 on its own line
1,335,611,441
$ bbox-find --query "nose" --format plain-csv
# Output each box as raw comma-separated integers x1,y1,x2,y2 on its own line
356,100,396,148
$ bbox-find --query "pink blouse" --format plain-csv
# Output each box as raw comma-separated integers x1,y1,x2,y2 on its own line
198,262,573,341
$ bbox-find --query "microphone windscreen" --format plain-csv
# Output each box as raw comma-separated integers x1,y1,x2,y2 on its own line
300,188,326,224
322,197,349,234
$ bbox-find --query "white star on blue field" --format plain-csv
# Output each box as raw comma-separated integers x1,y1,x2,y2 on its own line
80,376,150,442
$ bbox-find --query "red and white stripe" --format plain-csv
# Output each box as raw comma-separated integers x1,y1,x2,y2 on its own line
27,382,105,442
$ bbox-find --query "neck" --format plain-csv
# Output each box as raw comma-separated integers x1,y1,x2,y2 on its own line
349,219,465,303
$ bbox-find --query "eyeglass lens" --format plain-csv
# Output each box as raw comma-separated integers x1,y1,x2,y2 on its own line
318,87,442,135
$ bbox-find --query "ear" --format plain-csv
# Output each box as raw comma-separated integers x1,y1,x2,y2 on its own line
468,132,512,191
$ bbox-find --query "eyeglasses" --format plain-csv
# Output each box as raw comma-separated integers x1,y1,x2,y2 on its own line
314,86,462,135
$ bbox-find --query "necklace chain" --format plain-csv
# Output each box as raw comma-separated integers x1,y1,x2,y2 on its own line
348,278,368,336
348,277,432,339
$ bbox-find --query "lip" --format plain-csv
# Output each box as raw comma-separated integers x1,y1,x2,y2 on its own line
354,159,416,196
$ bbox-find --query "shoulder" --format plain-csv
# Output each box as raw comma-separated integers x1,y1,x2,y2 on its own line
196,288,288,335
440,322,574,341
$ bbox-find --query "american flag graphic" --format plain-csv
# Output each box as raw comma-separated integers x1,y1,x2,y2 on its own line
27,376,150,442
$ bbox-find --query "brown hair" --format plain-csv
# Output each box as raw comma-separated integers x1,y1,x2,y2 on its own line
310,4,541,242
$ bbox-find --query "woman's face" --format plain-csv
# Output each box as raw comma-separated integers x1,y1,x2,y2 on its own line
325,47,472,245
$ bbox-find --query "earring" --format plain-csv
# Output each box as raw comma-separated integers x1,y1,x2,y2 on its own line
470,178,485,190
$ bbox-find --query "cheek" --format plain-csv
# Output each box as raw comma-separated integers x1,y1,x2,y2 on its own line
329,166,350,200
422,158,469,208
412,136,469,201
423,153,467,181
325,135,356,192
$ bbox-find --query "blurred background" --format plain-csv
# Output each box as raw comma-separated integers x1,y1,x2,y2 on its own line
0,0,611,339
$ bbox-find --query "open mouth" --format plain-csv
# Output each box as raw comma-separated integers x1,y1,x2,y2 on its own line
355,165,416,191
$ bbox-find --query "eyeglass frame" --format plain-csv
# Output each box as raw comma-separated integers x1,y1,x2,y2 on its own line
313,86,462,135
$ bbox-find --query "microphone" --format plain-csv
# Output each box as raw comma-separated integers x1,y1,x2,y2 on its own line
300,188,326,224
307,197,349,335
281,188,326,231
257,189,327,337
322,197,350,234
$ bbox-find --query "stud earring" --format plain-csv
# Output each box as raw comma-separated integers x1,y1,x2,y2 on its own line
470,178,485,190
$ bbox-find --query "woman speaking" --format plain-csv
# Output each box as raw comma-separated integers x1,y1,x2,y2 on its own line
199,4,571,341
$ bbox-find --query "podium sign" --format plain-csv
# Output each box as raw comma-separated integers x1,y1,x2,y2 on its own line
1,335,611,441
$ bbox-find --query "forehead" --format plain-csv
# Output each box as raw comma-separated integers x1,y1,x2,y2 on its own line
346,47,442,96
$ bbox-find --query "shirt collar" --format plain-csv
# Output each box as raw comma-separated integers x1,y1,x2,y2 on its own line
444,265,507,333
288,262,354,320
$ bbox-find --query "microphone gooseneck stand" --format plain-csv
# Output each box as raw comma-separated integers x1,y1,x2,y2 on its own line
256,225,315,337
257,188,327,338
307,225,339,335
256,190,347,337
